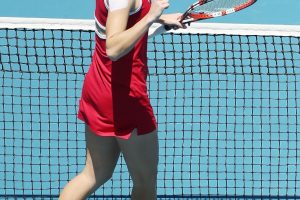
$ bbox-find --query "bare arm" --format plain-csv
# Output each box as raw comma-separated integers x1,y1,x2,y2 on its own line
106,0,169,61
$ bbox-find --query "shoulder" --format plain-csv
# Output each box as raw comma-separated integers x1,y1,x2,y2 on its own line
106,0,136,12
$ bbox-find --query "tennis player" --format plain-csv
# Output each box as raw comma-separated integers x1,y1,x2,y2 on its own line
59,0,183,199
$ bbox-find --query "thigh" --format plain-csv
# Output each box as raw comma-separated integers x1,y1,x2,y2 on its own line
85,125,121,179
116,129,159,185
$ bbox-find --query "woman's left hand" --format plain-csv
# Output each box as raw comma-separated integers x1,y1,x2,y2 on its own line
159,13,186,29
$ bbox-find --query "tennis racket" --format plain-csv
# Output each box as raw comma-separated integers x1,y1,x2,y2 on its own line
149,0,257,37
180,0,256,24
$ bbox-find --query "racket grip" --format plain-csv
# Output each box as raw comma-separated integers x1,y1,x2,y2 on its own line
164,25,172,30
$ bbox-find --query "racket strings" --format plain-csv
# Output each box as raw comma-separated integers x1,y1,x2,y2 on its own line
192,0,251,14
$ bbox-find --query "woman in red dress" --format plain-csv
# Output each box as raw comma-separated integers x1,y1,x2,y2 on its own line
59,0,183,199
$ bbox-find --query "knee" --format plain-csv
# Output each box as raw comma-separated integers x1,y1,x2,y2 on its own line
132,184,157,200
132,157,158,185
81,166,114,187
95,171,113,187
131,168,157,189
135,182,157,194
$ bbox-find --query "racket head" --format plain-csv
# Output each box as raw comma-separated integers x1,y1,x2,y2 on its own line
181,0,257,23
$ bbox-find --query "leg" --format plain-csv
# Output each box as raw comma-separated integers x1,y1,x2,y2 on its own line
116,129,159,200
59,125,121,200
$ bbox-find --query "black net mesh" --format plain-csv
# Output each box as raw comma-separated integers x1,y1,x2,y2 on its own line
0,27,300,199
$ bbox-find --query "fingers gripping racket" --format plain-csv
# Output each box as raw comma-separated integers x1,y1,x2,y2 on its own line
148,0,257,38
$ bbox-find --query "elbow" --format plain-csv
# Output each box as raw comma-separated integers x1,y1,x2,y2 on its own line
106,43,123,61
106,37,127,61
106,49,120,61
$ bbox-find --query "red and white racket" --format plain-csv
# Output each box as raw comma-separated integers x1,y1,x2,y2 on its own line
149,0,257,37
180,0,256,24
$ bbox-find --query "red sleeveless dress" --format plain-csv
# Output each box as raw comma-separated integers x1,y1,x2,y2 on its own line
77,0,157,139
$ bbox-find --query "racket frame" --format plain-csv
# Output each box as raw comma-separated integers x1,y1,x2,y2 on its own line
181,0,257,23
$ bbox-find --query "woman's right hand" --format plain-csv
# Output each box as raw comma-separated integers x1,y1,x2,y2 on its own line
147,0,169,23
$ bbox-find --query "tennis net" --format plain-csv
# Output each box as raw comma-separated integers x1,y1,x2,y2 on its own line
0,17,300,199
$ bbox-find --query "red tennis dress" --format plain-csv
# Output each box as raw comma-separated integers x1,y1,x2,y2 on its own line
77,0,157,139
